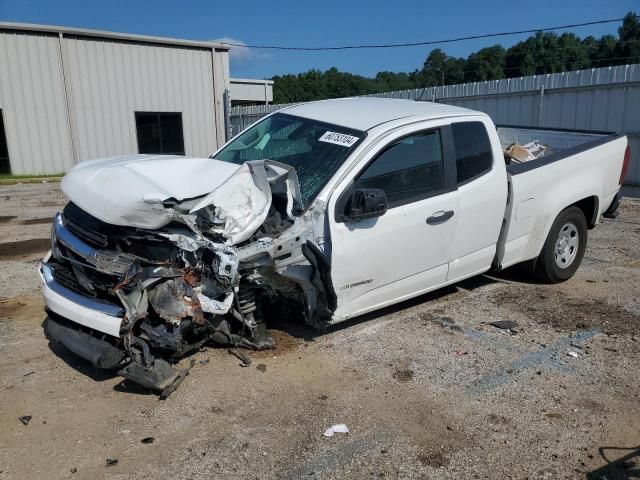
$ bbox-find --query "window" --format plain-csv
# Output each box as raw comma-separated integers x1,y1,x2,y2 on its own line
135,112,185,155
452,121,492,184
0,110,9,174
215,113,365,208
354,130,444,208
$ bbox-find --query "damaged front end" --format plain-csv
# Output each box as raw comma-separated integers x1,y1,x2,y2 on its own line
43,160,334,397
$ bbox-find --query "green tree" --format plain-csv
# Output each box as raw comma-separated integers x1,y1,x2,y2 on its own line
271,11,639,102
418,49,465,86
616,12,640,64
464,45,506,82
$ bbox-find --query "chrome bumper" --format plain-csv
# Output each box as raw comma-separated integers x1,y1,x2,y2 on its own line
52,213,132,275
40,259,124,338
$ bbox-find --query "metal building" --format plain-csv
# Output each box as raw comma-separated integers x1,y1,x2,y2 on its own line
229,78,273,106
0,22,232,175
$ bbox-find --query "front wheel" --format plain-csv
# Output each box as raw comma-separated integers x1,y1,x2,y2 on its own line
534,206,588,283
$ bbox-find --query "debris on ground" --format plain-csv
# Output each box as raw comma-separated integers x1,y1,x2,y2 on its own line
454,349,469,356
256,364,267,373
228,348,251,367
323,424,349,437
488,320,518,331
105,459,118,467
567,351,579,358
141,437,155,444
18,415,32,426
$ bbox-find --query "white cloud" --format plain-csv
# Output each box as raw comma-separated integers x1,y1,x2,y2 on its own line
212,37,269,63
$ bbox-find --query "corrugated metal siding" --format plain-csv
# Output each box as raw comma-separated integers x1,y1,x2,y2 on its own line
230,64,640,194
0,28,229,175
63,36,218,161
0,31,74,174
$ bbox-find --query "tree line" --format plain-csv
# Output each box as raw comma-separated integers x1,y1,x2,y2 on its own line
272,12,640,104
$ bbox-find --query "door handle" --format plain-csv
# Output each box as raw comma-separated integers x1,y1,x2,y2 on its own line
426,210,454,225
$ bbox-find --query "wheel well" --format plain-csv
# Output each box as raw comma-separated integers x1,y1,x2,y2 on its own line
570,196,599,229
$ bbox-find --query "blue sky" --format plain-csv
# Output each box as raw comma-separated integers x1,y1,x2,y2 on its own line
0,0,636,78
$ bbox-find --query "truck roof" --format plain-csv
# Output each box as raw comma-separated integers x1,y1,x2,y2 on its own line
281,97,479,131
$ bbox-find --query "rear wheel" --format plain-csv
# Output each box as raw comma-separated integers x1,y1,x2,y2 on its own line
534,206,587,283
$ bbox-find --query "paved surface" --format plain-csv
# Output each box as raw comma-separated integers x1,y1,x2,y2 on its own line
0,183,639,480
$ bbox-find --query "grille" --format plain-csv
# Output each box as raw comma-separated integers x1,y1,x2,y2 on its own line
62,203,109,248
51,262,93,296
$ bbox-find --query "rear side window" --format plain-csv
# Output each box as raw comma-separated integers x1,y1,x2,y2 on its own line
452,122,492,184
354,130,443,208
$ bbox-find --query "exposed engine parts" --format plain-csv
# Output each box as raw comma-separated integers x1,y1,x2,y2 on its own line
43,161,334,397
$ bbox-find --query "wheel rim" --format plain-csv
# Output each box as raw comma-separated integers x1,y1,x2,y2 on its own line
554,222,579,269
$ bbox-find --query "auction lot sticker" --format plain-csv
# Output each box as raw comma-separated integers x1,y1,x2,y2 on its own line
319,131,360,147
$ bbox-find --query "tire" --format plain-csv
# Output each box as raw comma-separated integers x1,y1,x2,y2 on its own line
534,206,587,283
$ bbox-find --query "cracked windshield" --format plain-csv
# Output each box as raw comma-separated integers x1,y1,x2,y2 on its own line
215,113,365,207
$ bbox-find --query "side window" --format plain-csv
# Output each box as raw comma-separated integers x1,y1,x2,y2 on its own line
354,130,443,208
452,121,492,184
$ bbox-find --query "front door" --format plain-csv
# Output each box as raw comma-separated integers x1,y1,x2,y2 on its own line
328,126,459,321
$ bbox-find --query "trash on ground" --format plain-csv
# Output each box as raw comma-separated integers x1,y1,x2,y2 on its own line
454,349,469,356
18,415,32,425
256,363,267,372
323,424,350,437
567,351,579,358
141,437,155,444
228,348,251,367
105,459,118,467
489,320,518,331
504,140,550,163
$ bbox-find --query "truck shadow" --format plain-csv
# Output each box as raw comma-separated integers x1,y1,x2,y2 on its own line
487,264,546,284
268,264,545,342
269,272,514,341
587,445,640,479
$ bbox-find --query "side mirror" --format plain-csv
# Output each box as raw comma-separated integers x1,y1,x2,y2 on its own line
346,188,388,221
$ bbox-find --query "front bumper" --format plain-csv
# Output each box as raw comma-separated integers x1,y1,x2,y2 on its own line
43,314,126,368
39,257,124,338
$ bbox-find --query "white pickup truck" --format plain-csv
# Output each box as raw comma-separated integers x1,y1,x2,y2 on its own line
41,98,629,395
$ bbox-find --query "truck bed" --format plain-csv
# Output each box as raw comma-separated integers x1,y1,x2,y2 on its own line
497,126,616,174
495,125,627,269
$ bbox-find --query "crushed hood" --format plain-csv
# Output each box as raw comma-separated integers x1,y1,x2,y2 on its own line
61,155,240,229
191,160,302,244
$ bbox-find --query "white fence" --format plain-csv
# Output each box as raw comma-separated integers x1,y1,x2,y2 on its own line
230,64,640,196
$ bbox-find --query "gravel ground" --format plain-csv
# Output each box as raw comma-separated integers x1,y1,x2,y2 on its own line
0,183,639,480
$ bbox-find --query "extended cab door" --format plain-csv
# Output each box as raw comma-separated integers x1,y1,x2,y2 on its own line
446,119,508,281
328,123,459,322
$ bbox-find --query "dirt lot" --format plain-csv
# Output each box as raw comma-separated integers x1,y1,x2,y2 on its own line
0,182,639,480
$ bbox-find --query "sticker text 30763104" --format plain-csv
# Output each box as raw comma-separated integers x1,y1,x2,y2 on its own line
318,131,360,147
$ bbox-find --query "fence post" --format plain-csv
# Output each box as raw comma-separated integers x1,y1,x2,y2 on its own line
538,86,545,127
223,89,232,142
